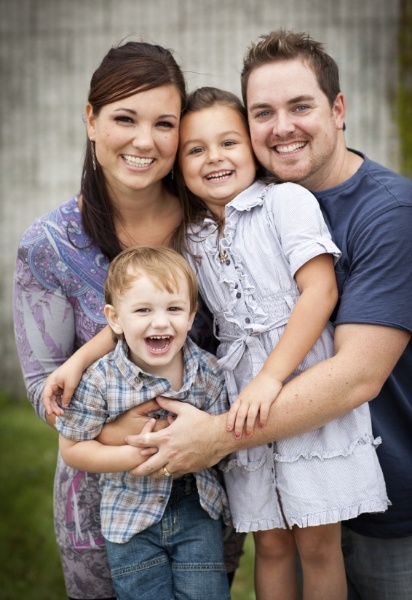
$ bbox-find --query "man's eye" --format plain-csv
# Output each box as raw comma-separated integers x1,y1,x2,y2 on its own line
255,110,271,119
295,105,310,112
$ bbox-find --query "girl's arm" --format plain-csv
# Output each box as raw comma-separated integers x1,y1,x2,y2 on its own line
226,253,338,437
42,326,115,416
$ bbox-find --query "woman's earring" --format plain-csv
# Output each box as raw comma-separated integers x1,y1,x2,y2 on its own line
170,168,174,180
91,140,97,171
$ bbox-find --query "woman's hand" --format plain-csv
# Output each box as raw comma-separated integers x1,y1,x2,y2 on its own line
42,361,85,416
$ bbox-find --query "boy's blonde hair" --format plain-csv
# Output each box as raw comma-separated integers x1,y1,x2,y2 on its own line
104,246,198,313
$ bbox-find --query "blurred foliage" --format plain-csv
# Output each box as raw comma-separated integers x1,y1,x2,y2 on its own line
398,0,412,178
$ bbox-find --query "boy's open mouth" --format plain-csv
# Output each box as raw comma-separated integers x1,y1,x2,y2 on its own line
145,335,172,353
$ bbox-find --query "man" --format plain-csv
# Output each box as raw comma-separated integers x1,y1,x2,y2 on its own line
130,29,412,599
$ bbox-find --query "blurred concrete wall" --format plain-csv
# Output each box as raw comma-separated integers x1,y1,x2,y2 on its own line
0,0,400,395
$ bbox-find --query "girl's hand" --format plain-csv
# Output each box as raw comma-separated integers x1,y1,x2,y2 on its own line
226,371,283,438
42,360,85,416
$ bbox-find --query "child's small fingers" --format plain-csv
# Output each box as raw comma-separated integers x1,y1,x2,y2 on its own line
258,403,271,428
245,406,260,437
226,402,240,432
234,404,250,438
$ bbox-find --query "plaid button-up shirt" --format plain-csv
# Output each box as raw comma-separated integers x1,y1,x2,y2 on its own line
56,336,230,543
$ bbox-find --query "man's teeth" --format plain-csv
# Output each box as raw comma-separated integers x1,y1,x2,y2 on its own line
275,142,306,154
206,171,232,180
123,155,154,166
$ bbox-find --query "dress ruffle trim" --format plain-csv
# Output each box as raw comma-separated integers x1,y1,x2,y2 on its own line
274,434,382,463
233,497,391,533
220,434,382,472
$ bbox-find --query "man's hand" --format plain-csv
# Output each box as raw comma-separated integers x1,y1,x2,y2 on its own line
97,399,168,446
126,398,229,477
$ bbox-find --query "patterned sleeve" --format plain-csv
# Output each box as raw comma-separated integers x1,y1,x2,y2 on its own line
13,221,76,423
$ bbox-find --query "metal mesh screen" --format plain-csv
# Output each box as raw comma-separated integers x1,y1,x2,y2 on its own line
0,0,400,395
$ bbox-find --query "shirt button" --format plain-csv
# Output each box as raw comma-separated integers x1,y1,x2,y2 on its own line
135,377,140,383
225,259,231,265
236,292,241,299
156,496,165,503
245,317,250,324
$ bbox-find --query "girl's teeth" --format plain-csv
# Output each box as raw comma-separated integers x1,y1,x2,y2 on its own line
206,171,231,180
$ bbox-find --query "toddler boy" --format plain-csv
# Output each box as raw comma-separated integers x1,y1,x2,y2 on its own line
56,246,231,600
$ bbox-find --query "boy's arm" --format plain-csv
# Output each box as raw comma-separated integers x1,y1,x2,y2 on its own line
59,418,157,472
227,253,338,436
43,325,116,416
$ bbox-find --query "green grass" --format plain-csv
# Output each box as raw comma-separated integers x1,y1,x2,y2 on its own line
0,392,255,599
0,393,66,599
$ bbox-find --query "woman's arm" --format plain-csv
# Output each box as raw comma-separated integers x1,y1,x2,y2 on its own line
226,253,338,436
13,244,77,425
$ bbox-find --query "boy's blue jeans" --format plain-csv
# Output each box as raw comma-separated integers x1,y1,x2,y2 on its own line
104,474,230,600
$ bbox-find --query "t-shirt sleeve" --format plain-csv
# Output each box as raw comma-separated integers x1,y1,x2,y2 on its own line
334,206,412,332
270,183,341,277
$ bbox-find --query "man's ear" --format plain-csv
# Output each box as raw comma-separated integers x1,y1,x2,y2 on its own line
104,304,123,335
333,92,346,131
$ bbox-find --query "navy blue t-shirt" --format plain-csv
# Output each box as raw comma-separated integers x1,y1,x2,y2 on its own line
314,151,412,538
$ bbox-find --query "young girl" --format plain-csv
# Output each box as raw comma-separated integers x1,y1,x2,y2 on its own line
175,87,389,600
44,87,389,600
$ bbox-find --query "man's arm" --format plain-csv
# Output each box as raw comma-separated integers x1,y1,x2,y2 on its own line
128,323,410,476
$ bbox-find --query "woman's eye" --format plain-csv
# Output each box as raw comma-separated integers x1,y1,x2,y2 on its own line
157,121,174,128
169,306,182,312
114,115,134,125
222,140,236,147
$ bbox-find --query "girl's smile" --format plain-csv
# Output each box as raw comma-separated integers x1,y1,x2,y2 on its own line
178,105,257,218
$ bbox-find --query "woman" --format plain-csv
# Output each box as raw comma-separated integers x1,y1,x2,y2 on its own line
13,41,240,600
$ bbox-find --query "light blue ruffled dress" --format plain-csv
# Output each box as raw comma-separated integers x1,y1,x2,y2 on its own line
185,180,389,532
